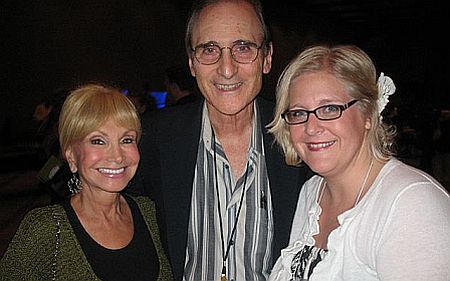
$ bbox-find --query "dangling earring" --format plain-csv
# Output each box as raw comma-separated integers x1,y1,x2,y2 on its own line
67,172,82,194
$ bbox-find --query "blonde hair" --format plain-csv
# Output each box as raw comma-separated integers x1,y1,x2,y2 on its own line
268,44,396,166
59,83,141,158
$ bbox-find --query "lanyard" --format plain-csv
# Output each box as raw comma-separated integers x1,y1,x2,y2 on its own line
212,128,249,281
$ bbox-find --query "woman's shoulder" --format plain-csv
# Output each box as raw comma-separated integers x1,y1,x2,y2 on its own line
378,158,448,195
3,204,66,260
365,158,449,214
125,194,153,205
18,204,65,233
124,194,156,216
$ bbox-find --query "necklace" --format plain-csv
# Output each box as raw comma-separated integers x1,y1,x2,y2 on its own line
318,158,374,207
212,128,249,281
354,158,374,207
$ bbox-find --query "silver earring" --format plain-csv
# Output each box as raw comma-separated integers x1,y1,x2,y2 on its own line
67,173,82,194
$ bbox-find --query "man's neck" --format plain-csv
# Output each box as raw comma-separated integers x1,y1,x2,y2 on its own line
208,101,254,138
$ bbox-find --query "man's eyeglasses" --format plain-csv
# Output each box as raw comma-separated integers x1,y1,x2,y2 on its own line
281,100,359,125
191,41,263,65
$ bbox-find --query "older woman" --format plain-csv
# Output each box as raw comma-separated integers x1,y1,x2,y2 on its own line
0,84,172,280
268,45,450,280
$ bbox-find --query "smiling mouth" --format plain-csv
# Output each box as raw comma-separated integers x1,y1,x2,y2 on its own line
215,82,242,91
98,167,125,175
307,141,335,150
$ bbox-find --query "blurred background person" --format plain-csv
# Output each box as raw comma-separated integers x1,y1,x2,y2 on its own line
33,88,69,162
164,63,198,106
433,108,450,188
33,88,72,203
127,88,157,115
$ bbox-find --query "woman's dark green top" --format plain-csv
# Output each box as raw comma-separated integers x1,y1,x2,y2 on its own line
0,195,173,280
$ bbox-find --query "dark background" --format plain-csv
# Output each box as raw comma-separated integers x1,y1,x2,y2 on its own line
0,0,449,259
1,0,448,144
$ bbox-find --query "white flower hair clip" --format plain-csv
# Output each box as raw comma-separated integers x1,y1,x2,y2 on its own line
377,72,396,118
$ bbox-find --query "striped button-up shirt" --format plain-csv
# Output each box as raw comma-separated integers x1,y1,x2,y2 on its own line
184,103,273,281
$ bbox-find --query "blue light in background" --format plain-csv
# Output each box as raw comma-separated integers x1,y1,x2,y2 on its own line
121,88,168,109
150,91,168,109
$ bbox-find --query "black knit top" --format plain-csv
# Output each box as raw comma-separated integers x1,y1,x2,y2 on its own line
62,195,160,280
0,195,173,280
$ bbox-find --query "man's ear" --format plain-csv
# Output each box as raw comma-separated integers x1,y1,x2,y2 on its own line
188,57,196,77
262,42,273,74
65,146,78,173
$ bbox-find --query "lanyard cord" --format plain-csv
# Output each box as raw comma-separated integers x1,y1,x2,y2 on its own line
212,128,249,278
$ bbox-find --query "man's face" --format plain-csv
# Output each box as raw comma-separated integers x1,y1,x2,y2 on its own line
188,1,273,116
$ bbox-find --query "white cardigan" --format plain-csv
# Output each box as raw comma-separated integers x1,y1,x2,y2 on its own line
269,158,450,281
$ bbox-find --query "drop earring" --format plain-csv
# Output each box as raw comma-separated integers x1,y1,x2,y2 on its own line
67,172,82,194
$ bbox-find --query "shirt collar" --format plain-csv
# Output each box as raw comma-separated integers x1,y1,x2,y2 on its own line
201,102,262,157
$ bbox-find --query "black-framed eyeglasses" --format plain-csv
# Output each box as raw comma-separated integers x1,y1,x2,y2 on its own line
281,100,359,125
191,41,263,65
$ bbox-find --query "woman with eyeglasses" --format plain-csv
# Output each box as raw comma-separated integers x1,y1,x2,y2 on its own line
267,44,450,280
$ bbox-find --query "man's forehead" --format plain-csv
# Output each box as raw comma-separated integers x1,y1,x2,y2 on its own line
191,1,263,45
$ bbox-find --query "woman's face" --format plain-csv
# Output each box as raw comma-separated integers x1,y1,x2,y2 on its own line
287,71,371,178
65,119,139,194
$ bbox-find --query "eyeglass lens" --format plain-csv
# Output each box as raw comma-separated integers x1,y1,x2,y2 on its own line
194,43,260,64
282,100,358,125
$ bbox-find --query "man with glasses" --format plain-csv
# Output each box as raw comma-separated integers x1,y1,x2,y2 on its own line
129,1,311,280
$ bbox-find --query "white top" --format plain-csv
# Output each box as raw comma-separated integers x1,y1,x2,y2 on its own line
269,158,450,281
